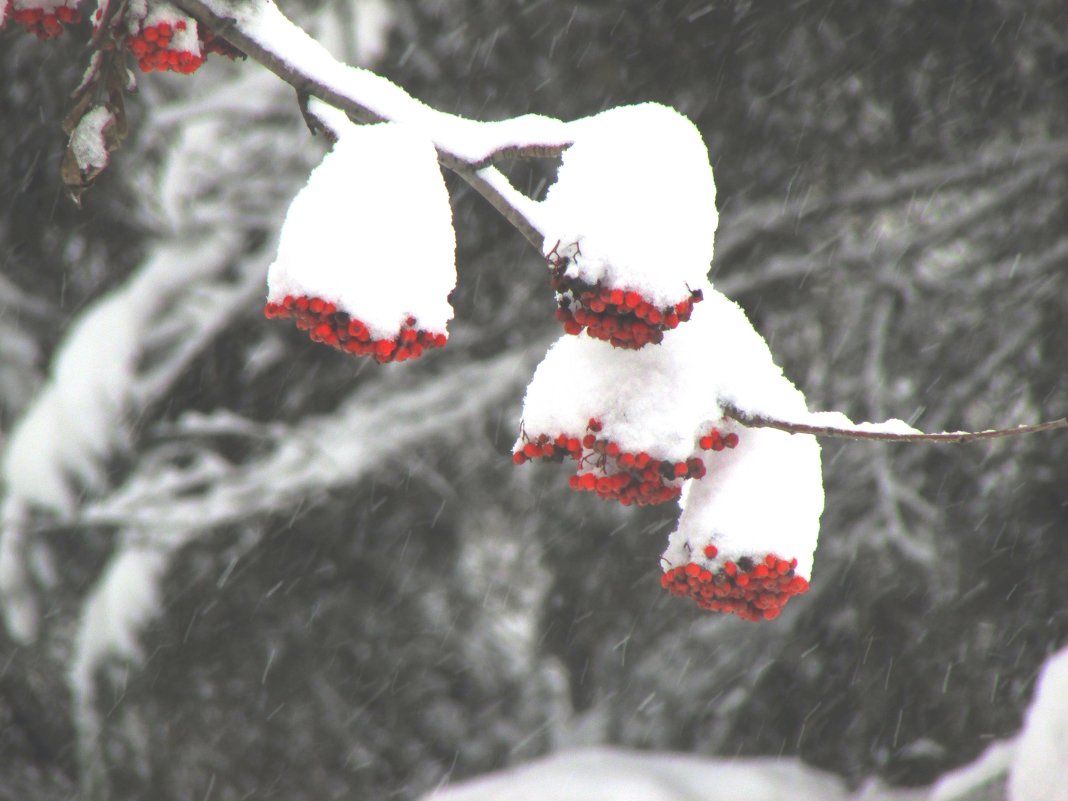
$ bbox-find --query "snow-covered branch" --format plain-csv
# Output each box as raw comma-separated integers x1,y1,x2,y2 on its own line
80,347,536,531
172,0,570,248
723,402,1068,443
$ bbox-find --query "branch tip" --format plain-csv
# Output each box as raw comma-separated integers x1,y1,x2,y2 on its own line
723,403,1068,444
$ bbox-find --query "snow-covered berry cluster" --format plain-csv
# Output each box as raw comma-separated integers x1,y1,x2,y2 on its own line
6,0,80,38
126,17,202,73
661,425,823,621
256,101,825,623
513,417,718,506
121,2,206,73
661,545,810,621
548,243,702,349
264,121,456,365
264,294,446,364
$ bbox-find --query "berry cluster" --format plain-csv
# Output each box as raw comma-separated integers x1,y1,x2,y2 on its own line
547,245,701,349
661,546,809,621
127,19,204,73
264,294,447,364
698,426,739,452
513,418,708,507
9,3,79,38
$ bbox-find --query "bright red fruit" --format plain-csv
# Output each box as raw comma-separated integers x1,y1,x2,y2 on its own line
660,553,809,621
264,294,446,364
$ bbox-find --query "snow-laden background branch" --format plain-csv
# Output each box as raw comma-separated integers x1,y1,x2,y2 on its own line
1,1,1068,800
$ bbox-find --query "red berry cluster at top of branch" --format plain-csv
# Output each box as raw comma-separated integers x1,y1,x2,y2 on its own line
5,0,244,68
120,6,244,75
6,0,80,38
547,242,701,349
126,18,203,73
661,547,809,621
264,295,447,364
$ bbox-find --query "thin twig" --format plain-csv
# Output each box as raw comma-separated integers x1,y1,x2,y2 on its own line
723,402,1068,443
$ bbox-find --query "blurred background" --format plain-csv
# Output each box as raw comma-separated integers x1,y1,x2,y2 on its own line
2,1,1067,799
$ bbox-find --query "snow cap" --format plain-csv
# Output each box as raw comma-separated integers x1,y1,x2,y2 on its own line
663,424,824,582
267,121,456,340
541,102,718,308
518,284,808,463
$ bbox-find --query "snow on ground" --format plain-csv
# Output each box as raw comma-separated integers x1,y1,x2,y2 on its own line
1007,643,1068,801
422,747,849,801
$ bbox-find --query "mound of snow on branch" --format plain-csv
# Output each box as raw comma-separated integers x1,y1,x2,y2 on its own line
664,424,823,582
266,120,455,341
518,284,810,465
541,103,718,309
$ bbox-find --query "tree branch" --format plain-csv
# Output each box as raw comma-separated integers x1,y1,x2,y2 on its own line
723,402,1068,443
171,0,569,251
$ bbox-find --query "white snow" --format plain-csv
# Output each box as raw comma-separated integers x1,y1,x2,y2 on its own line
70,546,167,681
517,284,810,464
1008,643,1068,801
518,326,716,465
202,0,571,164
0,500,37,642
800,410,922,436
422,747,849,801
68,543,170,764
69,105,114,175
540,103,718,308
351,0,391,66
1,290,138,515
81,348,533,530
663,424,823,581
266,120,456,339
